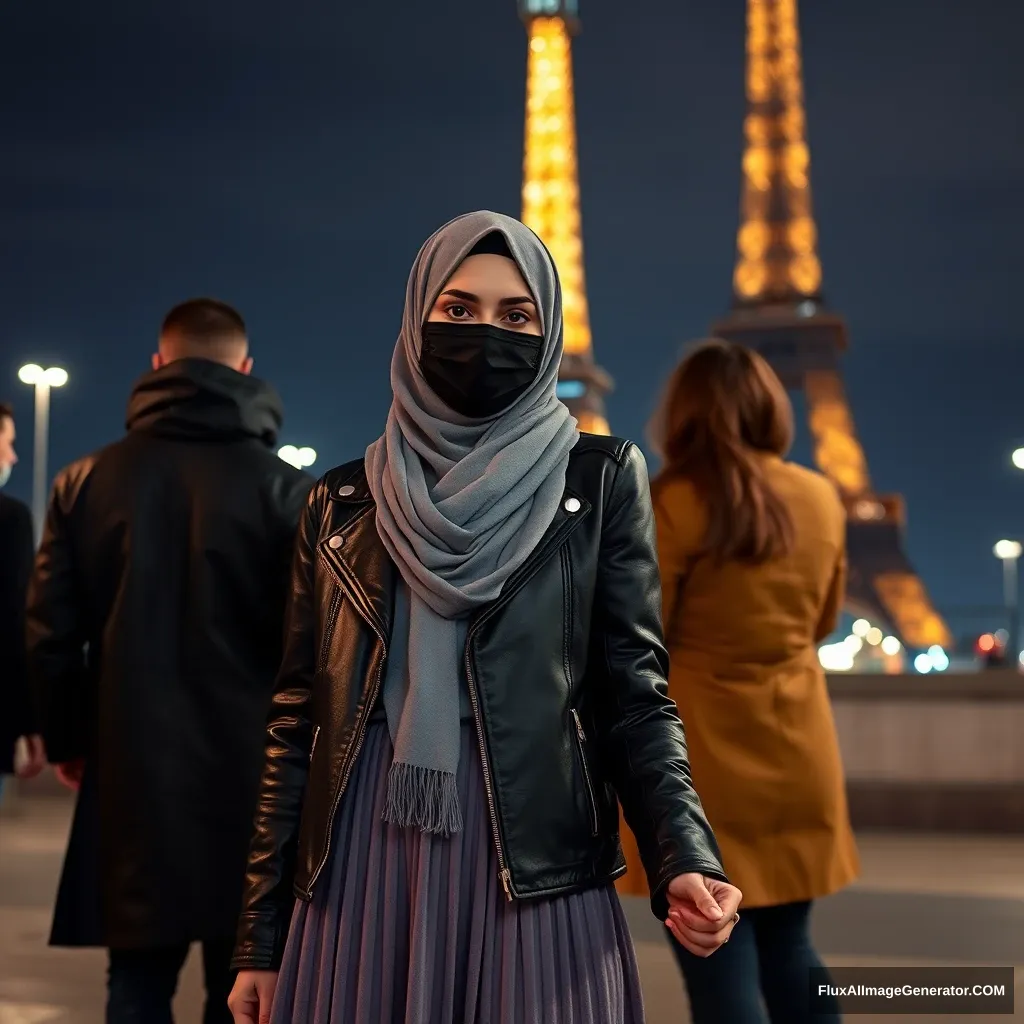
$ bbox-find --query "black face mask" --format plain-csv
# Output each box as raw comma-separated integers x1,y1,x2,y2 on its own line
420,322,543,419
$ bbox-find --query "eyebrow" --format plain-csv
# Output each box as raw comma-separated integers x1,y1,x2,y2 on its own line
440,289,536,309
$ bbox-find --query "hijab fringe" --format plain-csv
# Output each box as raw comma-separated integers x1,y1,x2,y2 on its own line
382,762,464,836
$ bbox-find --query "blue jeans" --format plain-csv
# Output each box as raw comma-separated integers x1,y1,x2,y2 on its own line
670,899,841,1023
107,940,234,1024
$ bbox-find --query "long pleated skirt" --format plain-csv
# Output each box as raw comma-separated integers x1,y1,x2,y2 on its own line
270,721,646,1024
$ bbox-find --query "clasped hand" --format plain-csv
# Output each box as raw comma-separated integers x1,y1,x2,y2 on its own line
665,873,742,956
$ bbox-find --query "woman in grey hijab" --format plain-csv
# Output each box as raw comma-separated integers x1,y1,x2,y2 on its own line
229,211,742,1024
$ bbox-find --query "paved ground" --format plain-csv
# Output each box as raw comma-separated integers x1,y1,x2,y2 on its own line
1,789,1021,1022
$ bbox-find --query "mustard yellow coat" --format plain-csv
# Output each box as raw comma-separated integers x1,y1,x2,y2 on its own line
616,454,859,907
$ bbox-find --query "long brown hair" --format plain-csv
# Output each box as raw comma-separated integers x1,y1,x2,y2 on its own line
648,338,796,565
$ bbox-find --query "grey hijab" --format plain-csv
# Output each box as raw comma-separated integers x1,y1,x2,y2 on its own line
365,210,578,834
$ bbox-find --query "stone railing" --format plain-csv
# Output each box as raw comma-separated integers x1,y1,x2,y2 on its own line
829,670,1024,832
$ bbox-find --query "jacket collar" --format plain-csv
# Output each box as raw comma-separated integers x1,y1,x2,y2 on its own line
318,461,590,642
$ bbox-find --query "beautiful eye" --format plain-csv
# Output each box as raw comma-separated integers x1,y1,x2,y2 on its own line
445,304,471,320
504,310,530,325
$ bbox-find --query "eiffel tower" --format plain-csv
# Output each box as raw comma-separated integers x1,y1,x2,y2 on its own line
518,0,612,436
711,0,951,651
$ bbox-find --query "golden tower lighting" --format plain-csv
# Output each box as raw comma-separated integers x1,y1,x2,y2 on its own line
712,0,950,651
519,0,612,436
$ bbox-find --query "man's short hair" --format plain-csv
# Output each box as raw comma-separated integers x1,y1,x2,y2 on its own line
161,298,247,345
0,401,13,427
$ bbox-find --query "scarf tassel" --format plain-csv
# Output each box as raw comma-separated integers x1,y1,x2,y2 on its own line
382,762,464,836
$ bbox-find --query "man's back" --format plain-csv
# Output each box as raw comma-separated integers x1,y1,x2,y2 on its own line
27,357,313,950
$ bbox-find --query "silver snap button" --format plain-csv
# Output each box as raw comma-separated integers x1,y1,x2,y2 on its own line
328,535,343,549
564,497,581,514
337,485,356,498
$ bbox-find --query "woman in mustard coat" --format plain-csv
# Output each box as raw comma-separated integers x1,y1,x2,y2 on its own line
642,339,859,1022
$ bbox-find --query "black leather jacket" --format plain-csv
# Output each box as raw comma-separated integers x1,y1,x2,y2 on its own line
233,434,726,970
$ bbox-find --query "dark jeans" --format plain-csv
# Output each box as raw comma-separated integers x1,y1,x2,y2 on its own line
670,899,841,1023
107,940,234,1024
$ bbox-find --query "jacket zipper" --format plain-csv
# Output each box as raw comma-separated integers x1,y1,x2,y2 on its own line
464,632,515,902
310,725,321,761
571,709,600,836
306,598,388,893
461,513,590,904
318,587,343,673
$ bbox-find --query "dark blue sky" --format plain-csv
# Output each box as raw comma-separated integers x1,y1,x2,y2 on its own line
2,0,1021,624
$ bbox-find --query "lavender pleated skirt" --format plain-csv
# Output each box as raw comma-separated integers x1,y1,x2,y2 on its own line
270,721,645,1024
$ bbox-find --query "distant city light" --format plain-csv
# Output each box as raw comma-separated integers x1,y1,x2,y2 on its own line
994,539,1023,561
927,645,950,672
278,445,317,470
866,627,883,646
556,380,586,400
843,634,863,655
995,629,1009,645
978,633,996,653
818,643,854,672
852,618,870,637
1012,448,1024,470
881,636,902,656
913,653,932,674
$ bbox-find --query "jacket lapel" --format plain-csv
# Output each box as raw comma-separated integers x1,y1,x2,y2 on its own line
318,474,395,643
483,484,592,616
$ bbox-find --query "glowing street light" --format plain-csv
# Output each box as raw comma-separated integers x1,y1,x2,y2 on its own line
880,635,902,657
1012,448,1024,471
994,540,1022,660
278,445,317,470
993,539,1022,562
18,363,69,544
19,365,69,388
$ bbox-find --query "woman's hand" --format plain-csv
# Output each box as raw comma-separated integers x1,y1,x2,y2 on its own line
664,873,742,957
228,970,279,1024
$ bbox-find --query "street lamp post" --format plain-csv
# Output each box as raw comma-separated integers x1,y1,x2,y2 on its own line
18,364,68,545
994,539,1022,664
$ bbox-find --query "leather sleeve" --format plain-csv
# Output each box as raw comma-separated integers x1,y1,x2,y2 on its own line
590,443,728,921
232,481,323,971
26,477,90,764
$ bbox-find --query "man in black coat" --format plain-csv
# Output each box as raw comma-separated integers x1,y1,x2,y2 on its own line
26,300,314,1024
0,401,45,783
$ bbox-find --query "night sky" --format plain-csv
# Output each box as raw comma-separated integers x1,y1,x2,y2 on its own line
2,0,1022,628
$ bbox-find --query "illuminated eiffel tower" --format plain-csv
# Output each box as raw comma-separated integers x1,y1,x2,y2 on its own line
711,0,950,651
518,0,612,435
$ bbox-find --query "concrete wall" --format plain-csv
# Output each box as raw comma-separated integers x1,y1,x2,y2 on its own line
829,671,1024,832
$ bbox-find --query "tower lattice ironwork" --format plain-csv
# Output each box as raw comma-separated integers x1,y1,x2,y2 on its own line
519,0,612,436
711,0,950,651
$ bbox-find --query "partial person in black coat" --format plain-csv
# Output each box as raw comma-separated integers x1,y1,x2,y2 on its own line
0,400,45,782
25,300,314,1024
